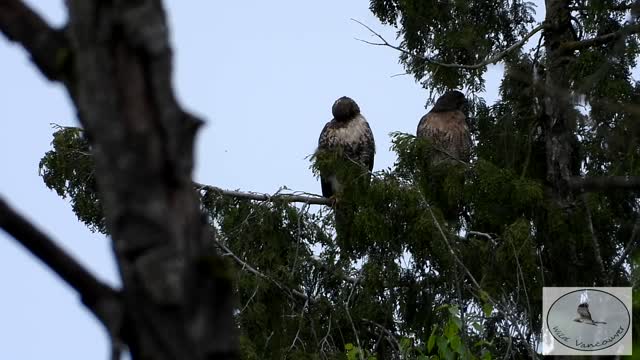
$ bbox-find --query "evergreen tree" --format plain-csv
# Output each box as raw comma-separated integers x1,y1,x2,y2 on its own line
10,0,640,359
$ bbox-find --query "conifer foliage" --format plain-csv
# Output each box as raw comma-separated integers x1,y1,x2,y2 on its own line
7,0,640,359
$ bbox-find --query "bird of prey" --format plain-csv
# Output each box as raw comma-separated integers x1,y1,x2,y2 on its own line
316,96,375,199
315,96,375,256
417,90,471,166
416,90,471,224
574,302,607,326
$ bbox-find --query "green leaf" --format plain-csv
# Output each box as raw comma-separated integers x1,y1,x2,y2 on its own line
482,303,493,317
450,336,462,353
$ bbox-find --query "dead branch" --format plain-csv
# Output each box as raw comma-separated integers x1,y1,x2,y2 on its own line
214,239,310,301
568,176,640,192
361,318,401,352
352,18,544,70
581,194,607,284
612,216,640,271
0,196,123,356
568,5,633,12
423,196,539,359
0,0,69,82
197,183,332,206
561,23,640,52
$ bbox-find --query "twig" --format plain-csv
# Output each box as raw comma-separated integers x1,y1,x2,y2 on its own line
319,313,334,356
239,284,259,314
612,215,640,271
361,318,401,351
466,230,497,244
345,274,364,360
581,194,608,284
215,240,310,301
423,197,538,359
352,18,544,70
508,238,534,351
288,298,309,353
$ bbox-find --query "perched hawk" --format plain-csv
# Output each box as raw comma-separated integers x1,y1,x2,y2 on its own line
316,96,375,198
417,90,471,165
417,90,471,224
315,96,375,257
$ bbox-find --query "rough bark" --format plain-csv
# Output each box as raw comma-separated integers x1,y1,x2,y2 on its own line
542,0,581,285
1,1,237,359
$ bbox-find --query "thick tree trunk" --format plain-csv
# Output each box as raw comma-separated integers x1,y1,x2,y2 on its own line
542,0,581,285
0,1,242,358
63,2,237,358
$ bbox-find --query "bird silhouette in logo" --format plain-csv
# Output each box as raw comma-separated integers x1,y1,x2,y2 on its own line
574,302,607,326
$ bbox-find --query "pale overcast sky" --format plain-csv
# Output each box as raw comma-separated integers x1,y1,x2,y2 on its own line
0,1,543,358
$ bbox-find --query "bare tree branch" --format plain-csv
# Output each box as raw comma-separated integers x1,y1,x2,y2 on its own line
561,23,640,52
197,183,332,205
0,0,69,81
0,196,123,355
0,196,118,307
361,318,401,352
581,194,607,284
424,196,539,359
568,5,633,12
612,216,640,271
352,18,544,70
568,176,640,192
214,239,310,301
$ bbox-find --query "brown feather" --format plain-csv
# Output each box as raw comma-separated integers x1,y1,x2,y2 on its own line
317,114,375,197
417,110,471,165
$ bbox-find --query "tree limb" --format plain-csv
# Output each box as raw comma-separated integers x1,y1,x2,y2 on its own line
561,23,640,52
568,5,633,12
581,194,607,284
214,239,310,301
197,183,332,205
612,216,640,271
352,18,544,70
0,196,123,350
0,0,69,81
568,176,640,192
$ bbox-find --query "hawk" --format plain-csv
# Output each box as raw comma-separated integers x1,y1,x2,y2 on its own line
316,96,375,199
574,302,607,326
315,96,375,256
417,90,471,224
417,90,471,165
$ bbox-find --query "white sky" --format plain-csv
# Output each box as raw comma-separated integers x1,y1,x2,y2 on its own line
0,1,544,358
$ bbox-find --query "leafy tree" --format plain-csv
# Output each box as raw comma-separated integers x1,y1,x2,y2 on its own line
4,0,640,359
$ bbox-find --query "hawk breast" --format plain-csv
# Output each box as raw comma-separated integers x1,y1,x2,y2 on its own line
417,110,471,163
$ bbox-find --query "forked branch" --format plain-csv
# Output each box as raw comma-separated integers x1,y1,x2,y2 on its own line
0,196,122,349
0,0,69,82
352,18,544,70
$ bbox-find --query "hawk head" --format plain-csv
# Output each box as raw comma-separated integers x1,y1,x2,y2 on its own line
332,96,360,122
431,90,467,113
